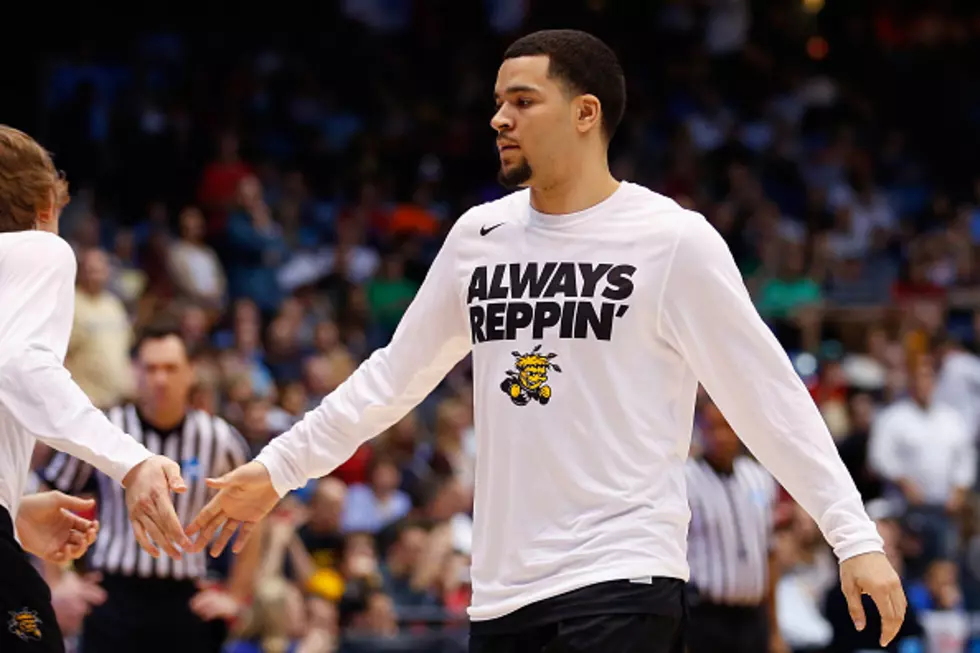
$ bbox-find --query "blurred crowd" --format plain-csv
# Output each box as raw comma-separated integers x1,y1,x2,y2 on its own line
13,0,980,651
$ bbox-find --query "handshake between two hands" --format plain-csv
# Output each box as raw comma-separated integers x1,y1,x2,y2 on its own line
19,456,282,565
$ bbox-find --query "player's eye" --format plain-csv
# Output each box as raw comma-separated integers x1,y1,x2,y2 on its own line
517,98,533,108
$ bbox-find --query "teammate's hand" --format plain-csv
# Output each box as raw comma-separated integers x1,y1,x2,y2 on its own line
839,551,907,647
185,461,281,557
15,492,99,563
121,455,192,559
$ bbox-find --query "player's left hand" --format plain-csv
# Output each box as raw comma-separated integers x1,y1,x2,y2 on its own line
185,461,281,557
15,492,99,563
839,550,907,647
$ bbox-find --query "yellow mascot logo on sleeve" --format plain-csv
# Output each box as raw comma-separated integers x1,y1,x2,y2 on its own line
8,608,42,641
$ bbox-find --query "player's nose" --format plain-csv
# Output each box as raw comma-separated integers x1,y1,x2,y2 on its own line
490,107,512,133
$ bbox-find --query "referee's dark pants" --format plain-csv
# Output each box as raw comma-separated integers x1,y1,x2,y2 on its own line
0,507,66,652
79,574,228,653
686,598,769,653
469,578,687,653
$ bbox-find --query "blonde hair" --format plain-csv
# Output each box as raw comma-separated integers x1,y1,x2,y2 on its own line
0,125,69,233
235,577,296,653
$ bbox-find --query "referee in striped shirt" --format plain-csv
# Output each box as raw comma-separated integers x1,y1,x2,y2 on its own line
42,325,257,653
686,399,786,653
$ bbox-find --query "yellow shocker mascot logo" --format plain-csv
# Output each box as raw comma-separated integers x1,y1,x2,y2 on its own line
501,344,562,406
8,609,42,641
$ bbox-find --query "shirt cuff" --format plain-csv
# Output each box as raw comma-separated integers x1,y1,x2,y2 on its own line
834,536,885,563
254,446,298,498
106,441,155,486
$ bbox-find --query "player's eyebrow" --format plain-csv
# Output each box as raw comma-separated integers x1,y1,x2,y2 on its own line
494,84,541,101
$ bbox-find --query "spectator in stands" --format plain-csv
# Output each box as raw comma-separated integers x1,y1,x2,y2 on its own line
365,251,419,348
836,392,885,503
869,355,976,574
65,247,135,409
342,456,412,535
299,478,347,573
908,559,970,651
168,205,228,312
224,175,289,317
755,237,823,353
224,575,334,653
932,333,980,443
775,505,838,653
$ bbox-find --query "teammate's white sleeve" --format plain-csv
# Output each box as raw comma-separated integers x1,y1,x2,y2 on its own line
255,222,473,496
657,213,883,562
0,234,152,484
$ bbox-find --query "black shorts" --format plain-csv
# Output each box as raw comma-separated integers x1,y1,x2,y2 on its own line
0,507,65,653
79,574,227,653
468,578,687,653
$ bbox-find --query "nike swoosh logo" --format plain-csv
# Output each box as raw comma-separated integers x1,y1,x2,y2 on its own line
480,223,505,236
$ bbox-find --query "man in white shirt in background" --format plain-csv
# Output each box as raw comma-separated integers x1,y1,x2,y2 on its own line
0,125,192,653
932,333,980,442
869,354,975,576
187,29,906,652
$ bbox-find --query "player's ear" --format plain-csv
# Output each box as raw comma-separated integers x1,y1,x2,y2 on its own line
35,196,59,232
574,95,601,134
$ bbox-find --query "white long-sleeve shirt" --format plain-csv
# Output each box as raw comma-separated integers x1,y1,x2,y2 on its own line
255,181,882,621
868,398,975,503
0,231,151,520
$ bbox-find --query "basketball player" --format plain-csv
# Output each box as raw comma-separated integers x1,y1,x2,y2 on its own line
0,125,192,652
188,30,906,652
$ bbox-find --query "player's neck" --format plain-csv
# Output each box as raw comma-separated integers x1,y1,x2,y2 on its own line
529,159,619,216
704,454,735,475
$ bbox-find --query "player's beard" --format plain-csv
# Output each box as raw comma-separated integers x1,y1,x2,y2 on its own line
497,157,533,190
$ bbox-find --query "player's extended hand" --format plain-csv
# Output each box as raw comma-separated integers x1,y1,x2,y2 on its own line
839,550,907,647
121,455,192,559
15,492,99,563
186,461,281,557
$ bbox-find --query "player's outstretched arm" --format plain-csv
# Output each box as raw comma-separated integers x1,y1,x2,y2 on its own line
186,219,474,555
657,213,905,647
0,234,191,558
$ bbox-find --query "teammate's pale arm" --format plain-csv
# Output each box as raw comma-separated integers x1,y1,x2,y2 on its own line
657,213,906,647
0,236,191,558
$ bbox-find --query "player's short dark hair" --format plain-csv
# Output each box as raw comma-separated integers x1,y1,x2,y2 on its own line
134,322,188,358
503,29,626,142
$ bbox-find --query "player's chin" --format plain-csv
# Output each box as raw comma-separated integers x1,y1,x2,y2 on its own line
497,162,532,190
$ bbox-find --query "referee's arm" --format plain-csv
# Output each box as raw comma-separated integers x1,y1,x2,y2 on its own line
657,214,883,560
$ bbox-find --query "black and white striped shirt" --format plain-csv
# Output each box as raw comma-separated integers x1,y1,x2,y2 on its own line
42,403,251,580
686,456,776,606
